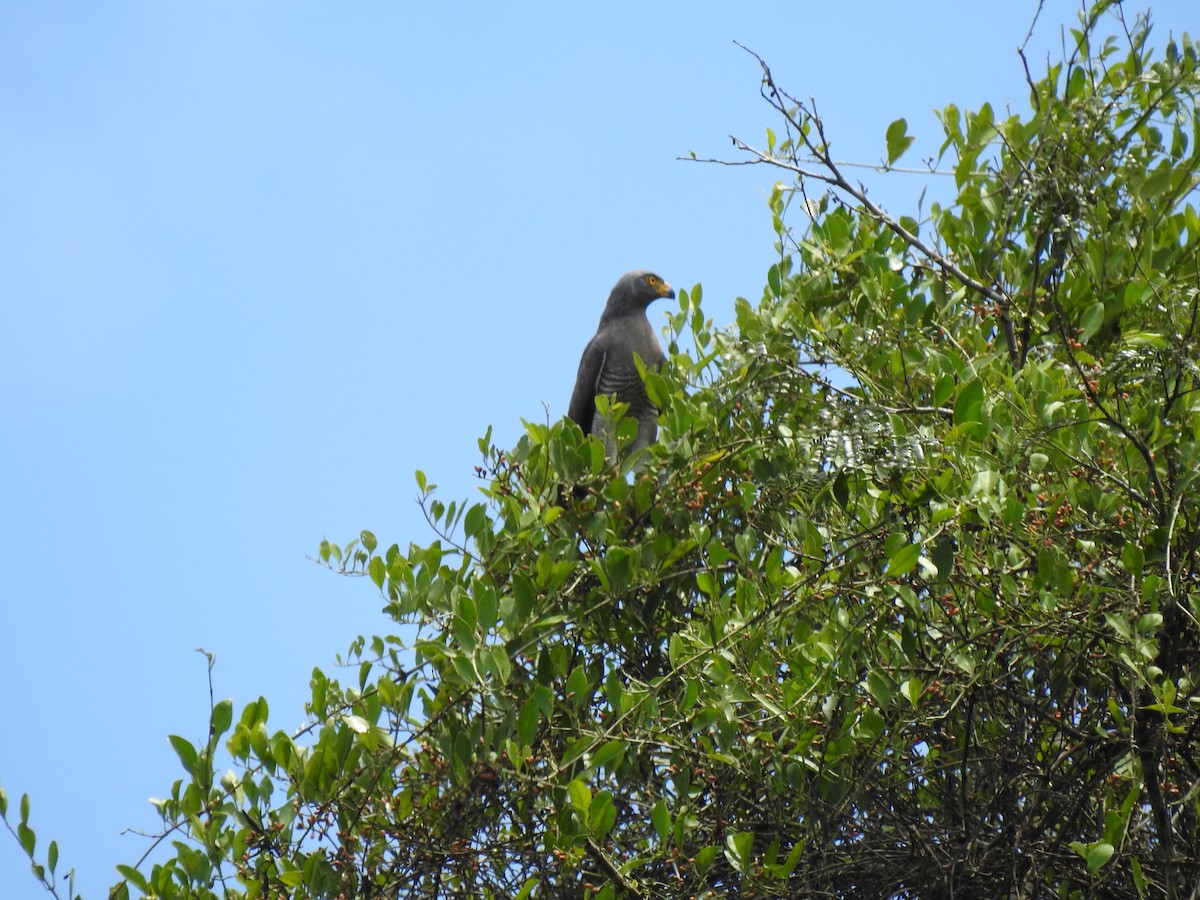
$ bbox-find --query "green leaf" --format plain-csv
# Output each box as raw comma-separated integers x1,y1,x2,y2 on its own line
211,698,233,740
901,678,923,707
768,262,782,296
360,530,377,553
517,698,540,748
560,734,594,768
865,670,895,706
18,820,34,856
590,740,627,776
368,554,386,588
590,791,617,838
566,665,590,706
1079,302,1106,340
1131,857,1147,894
886,117,915,164
953,378,985,426
1070,840,1115,874
568,779,591,814
242,695,269,727
885,542,921,577
695,845,720,872
464,503,489,539
169,735,198,775
280,870,304,887
778,840,805,877
486,646,511,685
724,831,754,872
651,798,671,842
1121,542,1145,576
115,864,149,891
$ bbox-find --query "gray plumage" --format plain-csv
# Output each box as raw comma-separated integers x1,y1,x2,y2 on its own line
568,270,675,465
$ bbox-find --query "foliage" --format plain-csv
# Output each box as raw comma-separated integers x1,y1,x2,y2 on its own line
0,788,79,900
8,2,1200,897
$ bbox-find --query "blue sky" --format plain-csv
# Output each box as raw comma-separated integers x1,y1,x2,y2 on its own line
2,2,1194,896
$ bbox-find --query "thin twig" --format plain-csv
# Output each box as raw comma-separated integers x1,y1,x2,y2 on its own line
586,837,647,900
698,46,1024,368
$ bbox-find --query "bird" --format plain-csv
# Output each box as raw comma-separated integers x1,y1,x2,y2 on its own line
567,270,675,467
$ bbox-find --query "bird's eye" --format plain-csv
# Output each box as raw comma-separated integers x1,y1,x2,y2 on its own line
647,275,659,286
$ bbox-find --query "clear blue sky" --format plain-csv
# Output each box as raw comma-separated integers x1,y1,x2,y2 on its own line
2,3,1193,896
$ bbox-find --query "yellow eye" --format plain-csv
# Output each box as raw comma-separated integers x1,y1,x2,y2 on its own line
647,275,659,286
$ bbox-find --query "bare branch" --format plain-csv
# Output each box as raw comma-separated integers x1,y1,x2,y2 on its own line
713,45,1025,367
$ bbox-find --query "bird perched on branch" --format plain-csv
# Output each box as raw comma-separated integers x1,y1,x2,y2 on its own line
568,270,674,467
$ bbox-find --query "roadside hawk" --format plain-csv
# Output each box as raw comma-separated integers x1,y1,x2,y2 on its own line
567,270,675,466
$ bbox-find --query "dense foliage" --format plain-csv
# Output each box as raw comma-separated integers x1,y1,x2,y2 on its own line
6,2,1200,897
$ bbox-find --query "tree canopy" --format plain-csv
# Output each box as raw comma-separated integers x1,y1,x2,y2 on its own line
6,2,1200,897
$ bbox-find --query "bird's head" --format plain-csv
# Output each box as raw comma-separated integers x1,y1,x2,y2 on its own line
602,270,675,320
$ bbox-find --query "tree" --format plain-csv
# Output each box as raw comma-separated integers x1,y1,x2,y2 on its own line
6,1,1200,896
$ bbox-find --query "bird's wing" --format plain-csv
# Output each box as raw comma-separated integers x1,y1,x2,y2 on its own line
567,337,607,435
